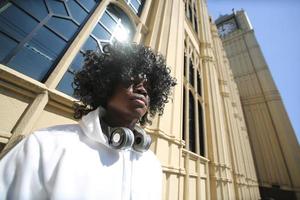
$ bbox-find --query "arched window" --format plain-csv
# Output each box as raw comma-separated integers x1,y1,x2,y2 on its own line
57,3,136,96
0,0,100,81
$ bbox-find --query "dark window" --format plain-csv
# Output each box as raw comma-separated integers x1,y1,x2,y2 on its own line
188,3,193,24
182,86,186,141
0,0,100,81
193,3,198,33
184,53,187,77
189,91,196,153
189,58,194,87
0,32,17,61
185,1,198,35
197,71,201,96
198,102,204,156
57,4,135,96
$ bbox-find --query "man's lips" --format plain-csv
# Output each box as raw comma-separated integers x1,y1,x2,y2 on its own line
130,94,148,107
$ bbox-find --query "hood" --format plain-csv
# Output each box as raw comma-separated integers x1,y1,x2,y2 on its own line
79,107,110,148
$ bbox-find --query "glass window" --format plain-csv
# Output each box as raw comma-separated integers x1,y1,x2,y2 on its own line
57,4,135,96
185,1,198,35
132,0,141,9
100,12,117,31
46,17,78,40
77,0,97,11
197,71,201,95
198,102,205,156
188,4,192,23
0,3,38,42
29,26,66,60
8,26,66,81
184,54,187,77
189,58,194,87
48,0,68,16
0,0,100,82
92,23,112,41
14,0,48,21
8,43,53,81
69,53,85,72
182,86,186,141
189,91,196,153
125,0,145,15
67,1,88,24
56,71,75,96
0,32,17,61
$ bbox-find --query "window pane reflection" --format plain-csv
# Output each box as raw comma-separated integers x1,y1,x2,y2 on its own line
67,1,88,24
48,0,68,15
0,0,99,83
0,33,17,60
77,0,96,11
14,0,48,21
8,43,53,81
100,12,117,31
92,24,111,41
46,17,78,40
56,71,75,96
0,4,38,41
82,37,98,52
70,53,84,72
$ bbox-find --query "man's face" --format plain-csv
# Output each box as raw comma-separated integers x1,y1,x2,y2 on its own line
106,80,149,125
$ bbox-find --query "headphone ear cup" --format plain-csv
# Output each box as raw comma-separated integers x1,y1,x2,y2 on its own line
133,127,152,152
109,127,134,150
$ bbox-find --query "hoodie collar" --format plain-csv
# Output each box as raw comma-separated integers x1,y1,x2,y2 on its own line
79,107,110,148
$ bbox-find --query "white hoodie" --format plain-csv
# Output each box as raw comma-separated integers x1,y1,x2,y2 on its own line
0,108,162,200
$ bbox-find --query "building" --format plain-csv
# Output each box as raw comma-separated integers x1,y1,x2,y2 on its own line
0,0,260,199
216,10,300,199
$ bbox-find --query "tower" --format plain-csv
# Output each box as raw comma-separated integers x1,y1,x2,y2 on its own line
216,9,300,199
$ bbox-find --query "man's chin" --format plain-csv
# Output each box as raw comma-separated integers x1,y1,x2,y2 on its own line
131,108,147,119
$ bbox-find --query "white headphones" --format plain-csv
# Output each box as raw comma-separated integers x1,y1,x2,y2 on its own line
98,106,151,152
107,126,151,152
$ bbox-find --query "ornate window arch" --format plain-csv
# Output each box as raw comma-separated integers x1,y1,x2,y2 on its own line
57,3,137,96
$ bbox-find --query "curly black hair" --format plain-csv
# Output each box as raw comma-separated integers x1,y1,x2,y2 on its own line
73,42,176,125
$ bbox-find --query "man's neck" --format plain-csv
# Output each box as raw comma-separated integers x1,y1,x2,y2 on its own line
102,111,137,130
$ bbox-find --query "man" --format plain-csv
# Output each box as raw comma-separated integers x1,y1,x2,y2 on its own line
0,43,176,199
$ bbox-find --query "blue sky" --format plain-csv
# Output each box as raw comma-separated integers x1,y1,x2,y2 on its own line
207,0,300,143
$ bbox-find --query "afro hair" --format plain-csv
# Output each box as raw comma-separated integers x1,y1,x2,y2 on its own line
73,42,176,125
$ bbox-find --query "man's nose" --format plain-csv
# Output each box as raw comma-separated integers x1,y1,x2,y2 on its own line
134,81,148,97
